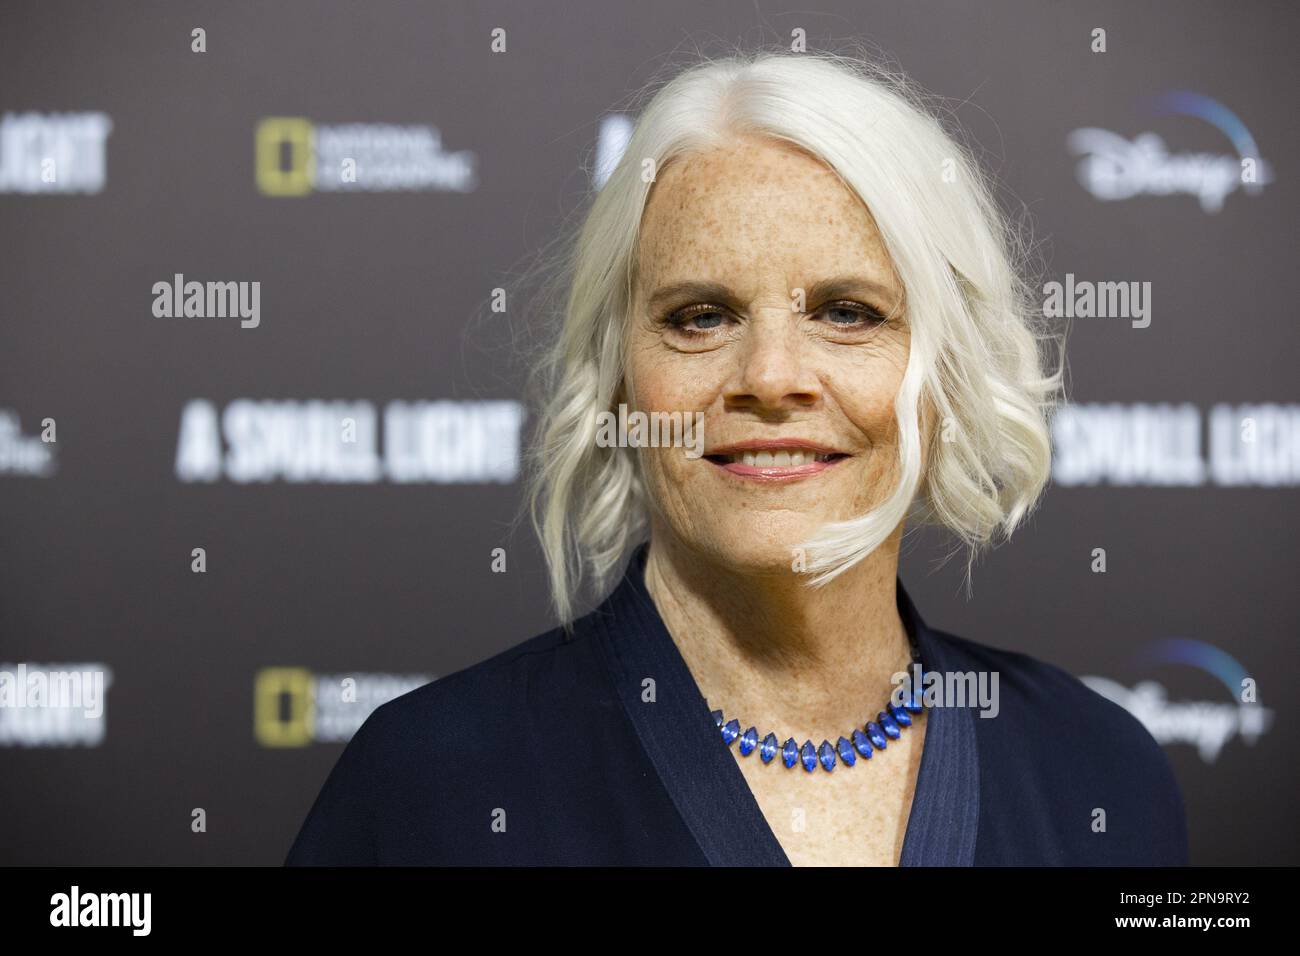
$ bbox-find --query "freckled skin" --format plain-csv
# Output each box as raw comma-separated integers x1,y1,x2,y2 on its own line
627,134,928,866
627,136,910,572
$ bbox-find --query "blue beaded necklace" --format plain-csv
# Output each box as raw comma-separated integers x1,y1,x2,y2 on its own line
710,668,927,773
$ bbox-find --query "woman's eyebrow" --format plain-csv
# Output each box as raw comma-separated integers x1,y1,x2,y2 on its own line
646,275,896,311
801,275,898,305
646,280,748,311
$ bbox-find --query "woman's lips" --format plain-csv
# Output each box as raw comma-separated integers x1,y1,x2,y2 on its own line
705,453,848,482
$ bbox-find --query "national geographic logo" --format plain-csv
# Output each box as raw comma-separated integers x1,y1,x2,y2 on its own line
253,667,432,747
255,118,314,196
255,117,477,196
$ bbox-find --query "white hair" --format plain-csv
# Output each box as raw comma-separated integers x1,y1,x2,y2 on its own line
521,45,1064,628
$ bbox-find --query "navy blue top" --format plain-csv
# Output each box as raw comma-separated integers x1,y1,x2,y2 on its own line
285,543,1188,866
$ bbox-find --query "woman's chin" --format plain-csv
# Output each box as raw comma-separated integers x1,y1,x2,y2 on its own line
690,526,827,576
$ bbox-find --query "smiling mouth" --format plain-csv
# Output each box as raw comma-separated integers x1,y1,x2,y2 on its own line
703,448,850,481
706,449,845,467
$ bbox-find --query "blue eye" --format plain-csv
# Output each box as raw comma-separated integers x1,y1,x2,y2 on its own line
665,306,729,335
661,300,888,339
819,301,888,327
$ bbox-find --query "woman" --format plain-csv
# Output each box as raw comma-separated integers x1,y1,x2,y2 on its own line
286,49,1187,866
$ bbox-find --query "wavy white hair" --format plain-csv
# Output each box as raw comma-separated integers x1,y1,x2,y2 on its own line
522,46,1064,628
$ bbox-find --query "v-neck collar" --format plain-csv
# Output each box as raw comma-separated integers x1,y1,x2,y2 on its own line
590,542,980,866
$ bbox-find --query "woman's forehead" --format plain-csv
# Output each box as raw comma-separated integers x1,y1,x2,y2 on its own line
634,142,895,298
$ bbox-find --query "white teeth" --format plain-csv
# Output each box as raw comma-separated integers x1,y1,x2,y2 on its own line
732,449,830,467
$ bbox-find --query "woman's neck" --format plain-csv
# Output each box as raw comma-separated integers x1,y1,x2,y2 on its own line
643,526,913,740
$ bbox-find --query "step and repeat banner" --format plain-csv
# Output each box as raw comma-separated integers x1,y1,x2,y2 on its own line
1,1,1296,865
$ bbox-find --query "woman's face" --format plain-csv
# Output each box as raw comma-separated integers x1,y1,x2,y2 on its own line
626,133,911,573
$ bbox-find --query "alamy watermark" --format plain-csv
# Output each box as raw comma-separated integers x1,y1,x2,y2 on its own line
891,664,1000,718
0,663,105,718
152,273,260,328
1043,273,1151,328
594,403,705,459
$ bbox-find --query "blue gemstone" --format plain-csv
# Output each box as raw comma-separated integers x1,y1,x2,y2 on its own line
800,740,817,772
738,726,758,756
836,736,857,767
903,676,924,713
866,721,888,750
818,740,836,771
721,718,741,745
851,728,874,759
782,737,799,768
760,732,778,764
711,709,723,726
879,711,901,739
888,702,912,727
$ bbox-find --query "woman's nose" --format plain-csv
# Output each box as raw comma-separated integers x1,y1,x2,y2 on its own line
724,313,822,411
